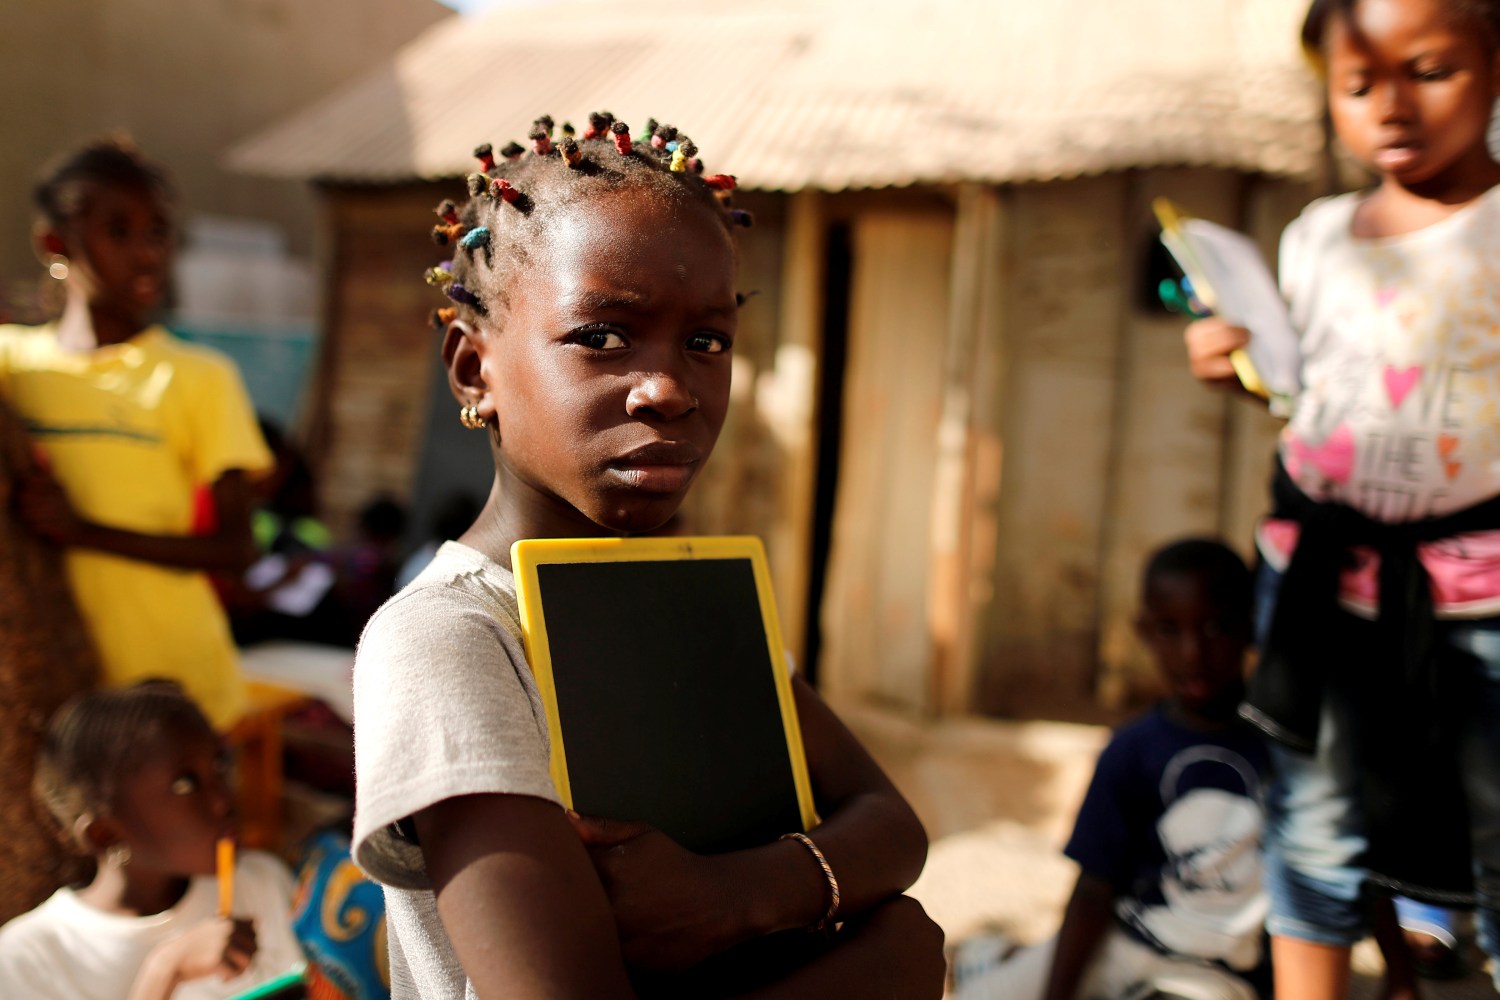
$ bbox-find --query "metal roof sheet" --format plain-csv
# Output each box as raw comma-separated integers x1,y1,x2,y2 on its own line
227,0,1323,189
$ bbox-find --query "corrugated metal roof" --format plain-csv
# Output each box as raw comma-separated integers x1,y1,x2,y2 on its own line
226,0,1323,190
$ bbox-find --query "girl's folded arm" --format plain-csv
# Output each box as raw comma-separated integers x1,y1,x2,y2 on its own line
416,792,640,1000
563,676,929,970
716,675,929,940
791,676,927,902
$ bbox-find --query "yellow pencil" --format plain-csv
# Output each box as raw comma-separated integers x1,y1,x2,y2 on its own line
217,838,235,917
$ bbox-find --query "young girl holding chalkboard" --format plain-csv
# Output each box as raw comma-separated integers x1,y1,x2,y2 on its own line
350,116,945,998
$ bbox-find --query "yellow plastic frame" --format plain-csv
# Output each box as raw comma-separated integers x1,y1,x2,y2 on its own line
511,535,818,835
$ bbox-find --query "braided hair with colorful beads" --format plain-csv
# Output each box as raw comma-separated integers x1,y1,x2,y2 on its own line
424,114,745,330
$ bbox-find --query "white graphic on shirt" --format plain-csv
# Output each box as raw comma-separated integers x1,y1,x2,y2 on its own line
1118,746,1269,971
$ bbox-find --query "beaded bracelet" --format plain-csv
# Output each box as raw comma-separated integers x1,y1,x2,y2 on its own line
781,831,841,932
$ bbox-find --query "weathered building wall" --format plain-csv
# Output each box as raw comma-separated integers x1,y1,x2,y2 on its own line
309,169,1318,719
974,176,1134,718
311,184,450,532
1,0,448,298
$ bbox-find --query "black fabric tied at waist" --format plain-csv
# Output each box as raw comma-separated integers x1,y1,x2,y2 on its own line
1245,458,1500,903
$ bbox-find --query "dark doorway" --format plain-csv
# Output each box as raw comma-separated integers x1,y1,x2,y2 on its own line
800,222,854,688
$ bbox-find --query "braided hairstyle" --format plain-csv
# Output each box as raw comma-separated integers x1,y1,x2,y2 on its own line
424,113,747,330
33,680,215,849
1301,0,1500,63
33,134,174,229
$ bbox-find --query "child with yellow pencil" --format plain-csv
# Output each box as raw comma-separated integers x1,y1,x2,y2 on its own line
0,682,304,999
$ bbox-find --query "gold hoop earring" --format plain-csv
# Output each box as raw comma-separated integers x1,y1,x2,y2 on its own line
47,254,69,281
459,405,486,430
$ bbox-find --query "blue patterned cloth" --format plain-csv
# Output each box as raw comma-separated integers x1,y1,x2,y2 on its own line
290,830,390,1000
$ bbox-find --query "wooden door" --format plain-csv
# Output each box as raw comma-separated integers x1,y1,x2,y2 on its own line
818,210,955,713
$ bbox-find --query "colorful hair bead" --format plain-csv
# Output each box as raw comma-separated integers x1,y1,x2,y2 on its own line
561,121,576,138
536,115,555,137
466,173,489,197
489,177,533,212
500,140,525,160
730,209,754,228
610,120,633,155
424,261,455,286
636,117,659,145
583,111,614,141
459,226,491,251
431,223,466,245
446,282,481,307
651,124,676,150
435,199,461,224
530,122,554,156
560,137,583,169
703,174,737,191
437,306,457,326
473,143,496,173
670,139,697,173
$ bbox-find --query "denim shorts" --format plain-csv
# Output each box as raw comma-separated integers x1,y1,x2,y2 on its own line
1253,563,1500,975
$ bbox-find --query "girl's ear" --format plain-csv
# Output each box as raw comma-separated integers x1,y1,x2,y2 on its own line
442,319,493,420
74,811,119,857
32,224,67,266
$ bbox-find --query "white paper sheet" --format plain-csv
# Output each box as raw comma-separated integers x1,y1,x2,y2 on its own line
1162,219,1302,400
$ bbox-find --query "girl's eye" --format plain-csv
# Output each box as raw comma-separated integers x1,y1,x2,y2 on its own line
170,775,198,796
687,332,730,354
575,328,627,350
1415,66,1452,82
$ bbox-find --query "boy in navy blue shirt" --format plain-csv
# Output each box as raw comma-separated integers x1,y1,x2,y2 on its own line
955,539,1270,1000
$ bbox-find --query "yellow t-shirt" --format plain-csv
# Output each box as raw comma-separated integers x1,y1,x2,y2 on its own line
0,324,273,727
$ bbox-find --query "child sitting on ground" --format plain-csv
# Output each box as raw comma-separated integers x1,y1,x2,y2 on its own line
0,681,304,999
954,539,1270,1000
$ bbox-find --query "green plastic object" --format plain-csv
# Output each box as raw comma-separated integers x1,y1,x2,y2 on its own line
225,963,308,1000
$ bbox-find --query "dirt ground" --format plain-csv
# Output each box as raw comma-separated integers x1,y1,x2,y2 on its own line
835,701,1498,1000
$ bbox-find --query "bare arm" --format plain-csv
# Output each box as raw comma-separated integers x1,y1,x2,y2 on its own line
727,895,946,1000
127,917,257,1000
15,467,259,573
423,792,944,1000
417,793,640,1000
1041,872,1117,1000
572,676,929,968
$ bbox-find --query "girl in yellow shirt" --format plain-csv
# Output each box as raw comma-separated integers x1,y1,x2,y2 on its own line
1,137,271,729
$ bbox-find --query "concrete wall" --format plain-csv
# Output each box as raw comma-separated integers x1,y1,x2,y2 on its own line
975,170,1312,717
0,0,449,312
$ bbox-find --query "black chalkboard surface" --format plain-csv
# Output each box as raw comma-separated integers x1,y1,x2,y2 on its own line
511,536,816,855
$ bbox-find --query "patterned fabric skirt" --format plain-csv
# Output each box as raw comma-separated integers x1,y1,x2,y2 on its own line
0,396,98,923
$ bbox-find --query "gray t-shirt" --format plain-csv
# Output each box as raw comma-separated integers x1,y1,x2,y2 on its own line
352,541,559,999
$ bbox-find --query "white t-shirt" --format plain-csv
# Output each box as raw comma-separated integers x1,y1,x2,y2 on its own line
351,542,558,1000
0,850,302,1000
1278,185,1500,522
